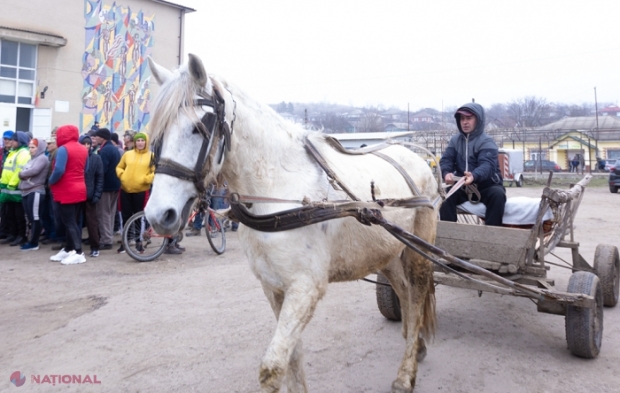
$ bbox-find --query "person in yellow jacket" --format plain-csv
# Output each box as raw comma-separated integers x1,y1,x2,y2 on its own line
0,131,31,245
115,132,154,253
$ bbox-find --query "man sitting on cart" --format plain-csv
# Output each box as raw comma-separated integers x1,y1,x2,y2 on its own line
439,102,506,226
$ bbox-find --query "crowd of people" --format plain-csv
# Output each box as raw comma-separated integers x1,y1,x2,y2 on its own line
0,124,191,265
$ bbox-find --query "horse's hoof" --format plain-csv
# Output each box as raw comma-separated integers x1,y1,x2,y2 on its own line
391,379,413,393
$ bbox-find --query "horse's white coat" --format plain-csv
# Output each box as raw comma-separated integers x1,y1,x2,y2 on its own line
145,54,441,393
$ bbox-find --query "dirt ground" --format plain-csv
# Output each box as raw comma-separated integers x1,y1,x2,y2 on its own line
2,180,619,392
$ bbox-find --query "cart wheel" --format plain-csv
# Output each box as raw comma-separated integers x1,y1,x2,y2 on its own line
515,175,523,188
565,271,603,359
375,272,401,321
593,244,620,307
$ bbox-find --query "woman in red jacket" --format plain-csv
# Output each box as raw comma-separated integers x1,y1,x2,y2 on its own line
48,125,88,265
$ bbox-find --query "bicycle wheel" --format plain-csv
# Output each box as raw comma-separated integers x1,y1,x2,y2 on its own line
123,211,169,262
206,212,226,254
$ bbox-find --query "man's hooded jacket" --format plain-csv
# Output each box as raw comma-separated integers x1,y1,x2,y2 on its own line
439,103,502,189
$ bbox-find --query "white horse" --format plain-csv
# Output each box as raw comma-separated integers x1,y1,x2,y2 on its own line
144,54,441,393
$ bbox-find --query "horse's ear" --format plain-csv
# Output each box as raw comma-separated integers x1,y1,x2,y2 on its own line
188,53,208,88
147,56,173,85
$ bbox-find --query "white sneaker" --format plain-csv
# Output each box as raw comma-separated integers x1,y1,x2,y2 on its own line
61,251,86,265
50,248,70,262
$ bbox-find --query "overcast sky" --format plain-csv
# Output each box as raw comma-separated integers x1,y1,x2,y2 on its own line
179,0,620,111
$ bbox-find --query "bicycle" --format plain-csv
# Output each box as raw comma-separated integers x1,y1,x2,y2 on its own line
122,189,227,262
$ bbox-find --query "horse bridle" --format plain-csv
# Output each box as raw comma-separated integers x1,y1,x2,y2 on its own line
153,87,233,196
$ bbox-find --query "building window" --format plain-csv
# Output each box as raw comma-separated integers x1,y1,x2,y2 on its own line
0,40,36,105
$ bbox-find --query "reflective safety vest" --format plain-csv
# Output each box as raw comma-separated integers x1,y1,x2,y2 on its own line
0,147,30,203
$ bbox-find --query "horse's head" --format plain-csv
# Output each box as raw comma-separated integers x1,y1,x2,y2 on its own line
144,54,234,235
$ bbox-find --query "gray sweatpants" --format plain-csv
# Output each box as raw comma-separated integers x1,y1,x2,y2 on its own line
96,190,119,245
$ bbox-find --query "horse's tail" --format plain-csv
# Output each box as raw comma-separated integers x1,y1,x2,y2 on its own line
419,273,437,341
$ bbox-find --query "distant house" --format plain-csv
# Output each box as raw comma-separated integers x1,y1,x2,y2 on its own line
599,105,620,117
411,110,435,123
500,116,620,170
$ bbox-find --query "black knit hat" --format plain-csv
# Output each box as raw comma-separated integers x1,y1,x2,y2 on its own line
95,128,111,140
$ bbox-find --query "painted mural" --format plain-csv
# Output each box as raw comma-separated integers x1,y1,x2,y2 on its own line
81,0,155,134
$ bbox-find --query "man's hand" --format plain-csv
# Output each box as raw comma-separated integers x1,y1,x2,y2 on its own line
463,171,474,185
444,173,454,185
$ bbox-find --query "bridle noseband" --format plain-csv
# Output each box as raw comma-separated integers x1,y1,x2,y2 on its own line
153,87,233,197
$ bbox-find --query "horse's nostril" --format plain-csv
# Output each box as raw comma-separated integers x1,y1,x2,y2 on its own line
161,208,178,226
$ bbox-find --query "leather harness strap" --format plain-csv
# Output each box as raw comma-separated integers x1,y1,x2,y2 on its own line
370,151,422,197
229,197,434,232
303,137,361,201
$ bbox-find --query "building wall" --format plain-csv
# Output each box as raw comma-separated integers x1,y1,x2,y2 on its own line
0,0,187,137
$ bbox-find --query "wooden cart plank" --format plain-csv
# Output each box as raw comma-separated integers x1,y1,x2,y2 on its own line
435,221,532,265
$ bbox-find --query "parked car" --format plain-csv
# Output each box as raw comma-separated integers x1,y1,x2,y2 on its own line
604,158,617,172
609,161,620,193
523,160,561,172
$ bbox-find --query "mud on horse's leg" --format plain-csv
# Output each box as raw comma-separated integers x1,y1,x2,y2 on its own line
259,279,324,393
391,210,437,393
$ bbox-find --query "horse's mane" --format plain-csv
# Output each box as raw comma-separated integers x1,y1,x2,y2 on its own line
148,65,203,143
148,63,313,154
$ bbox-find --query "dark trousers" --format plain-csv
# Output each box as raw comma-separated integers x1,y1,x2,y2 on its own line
0,203,8,236
84,201,100,251
56,201,83,254
440,184,506,226
22,192,44,246
52,198,66,241
120,189,148,237
3,200,26,238
40,191,56,240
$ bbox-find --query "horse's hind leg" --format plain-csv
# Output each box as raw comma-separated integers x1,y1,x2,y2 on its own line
260,280,323,393
381,260,427,363
391,210,437,393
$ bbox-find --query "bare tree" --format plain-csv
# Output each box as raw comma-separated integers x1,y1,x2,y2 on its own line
507,96,550,128
357,112,384,133
316,112,351,133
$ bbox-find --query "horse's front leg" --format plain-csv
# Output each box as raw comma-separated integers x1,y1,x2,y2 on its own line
261,285,308,393
259,278,325,393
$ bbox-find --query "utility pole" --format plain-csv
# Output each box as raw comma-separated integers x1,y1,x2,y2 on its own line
407,103,410,131
594,87,600,166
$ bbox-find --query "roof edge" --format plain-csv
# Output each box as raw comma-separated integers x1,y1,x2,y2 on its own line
148,0,196,12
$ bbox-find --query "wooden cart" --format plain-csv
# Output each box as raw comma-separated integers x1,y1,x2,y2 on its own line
376,174,619,358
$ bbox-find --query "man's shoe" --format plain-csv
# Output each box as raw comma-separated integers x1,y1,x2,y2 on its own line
9,236,25,246
0,236,16,245
164,245,183,255
20,243,40,251
117,245,125,254
174,243,186,252
90,250,100,258
0,234,8,240
209,231,219,238
100,244,113,250
50,248,71,262
186,228,201,237
61,252,86,265
41,238,56,245
135,242,144,253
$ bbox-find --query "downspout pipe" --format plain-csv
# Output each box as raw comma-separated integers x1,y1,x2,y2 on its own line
178,9,185,66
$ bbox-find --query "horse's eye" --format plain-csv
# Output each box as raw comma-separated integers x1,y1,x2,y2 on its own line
191,127,199,135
